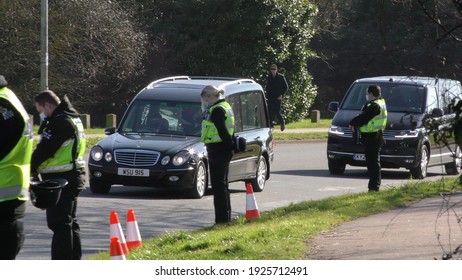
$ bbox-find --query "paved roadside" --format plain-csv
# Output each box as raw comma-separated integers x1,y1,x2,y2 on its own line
306,192,462,260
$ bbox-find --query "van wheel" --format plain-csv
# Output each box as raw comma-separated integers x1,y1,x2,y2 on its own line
445,146,462,175
188,161,208,199
89,180,111,194
410,145,429,179
249,157,267,192
328,159,346,175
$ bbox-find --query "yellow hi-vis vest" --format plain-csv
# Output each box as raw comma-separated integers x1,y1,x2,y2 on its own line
201,101,235,144
0,87,33,202
360,98,388,133
37,116,86,173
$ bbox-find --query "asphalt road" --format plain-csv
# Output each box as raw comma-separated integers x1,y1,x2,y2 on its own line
16,140,451,260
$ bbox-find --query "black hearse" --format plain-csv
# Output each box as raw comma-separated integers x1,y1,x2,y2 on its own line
88,76,274,198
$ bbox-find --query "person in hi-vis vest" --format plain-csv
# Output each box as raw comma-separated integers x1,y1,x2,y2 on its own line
31,90,86,260
200,85,235,224
349,85,388,192
0,75,33,260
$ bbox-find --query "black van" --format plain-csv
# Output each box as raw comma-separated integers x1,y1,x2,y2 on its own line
327,76,462,179
88,76,274,198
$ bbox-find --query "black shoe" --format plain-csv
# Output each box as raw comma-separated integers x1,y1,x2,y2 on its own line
280,121,285,132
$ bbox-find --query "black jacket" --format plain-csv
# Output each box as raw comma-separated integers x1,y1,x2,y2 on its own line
349,98,382,128
265,73,289,99
31,95,81,174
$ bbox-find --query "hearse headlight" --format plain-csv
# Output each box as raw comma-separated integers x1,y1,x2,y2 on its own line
329,125,345,135
395,129,420,139
172,150,191,166
104,152,113,162
90,146,103,161
161,156,170,165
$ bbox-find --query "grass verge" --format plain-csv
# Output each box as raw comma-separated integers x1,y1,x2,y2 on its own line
285,119,332,129
272,132,327,141
89,177,461,260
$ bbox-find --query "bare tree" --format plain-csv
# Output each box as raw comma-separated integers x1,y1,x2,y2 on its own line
0,0,149,122
412,0,462,42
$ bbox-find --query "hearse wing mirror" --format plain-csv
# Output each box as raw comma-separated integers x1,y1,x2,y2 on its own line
328,101,339,112
104,127,116,135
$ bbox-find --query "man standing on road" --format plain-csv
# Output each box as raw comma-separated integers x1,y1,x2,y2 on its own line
31,90,86,260
265,64,289,131
349,85,387,192
0,75,33,260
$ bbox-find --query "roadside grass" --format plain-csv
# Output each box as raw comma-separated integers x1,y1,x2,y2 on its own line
272,132,327,140
89,177,461,260
272,118,330,140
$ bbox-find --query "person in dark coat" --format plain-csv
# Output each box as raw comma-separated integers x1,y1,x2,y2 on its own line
31,90,86,259
265,64,289,131
349,85,388,192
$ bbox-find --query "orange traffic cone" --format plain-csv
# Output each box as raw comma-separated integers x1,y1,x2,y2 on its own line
245,183,261,221
126,209,142,250
110,237,126,260
110,210,129,255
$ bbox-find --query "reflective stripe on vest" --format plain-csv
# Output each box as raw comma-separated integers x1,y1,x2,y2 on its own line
38,116,86,173
201,101,235,144
360,98,388,133
0,87,33,202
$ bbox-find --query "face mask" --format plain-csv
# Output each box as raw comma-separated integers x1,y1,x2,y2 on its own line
201,101,210,112
39,112,47,121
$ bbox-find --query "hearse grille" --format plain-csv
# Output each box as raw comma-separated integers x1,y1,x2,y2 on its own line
114,149,160,166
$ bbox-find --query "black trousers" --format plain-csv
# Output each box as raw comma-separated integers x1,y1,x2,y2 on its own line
268,98,284,126
362,133,383,191
0,199,25,260
41,169,85,260
207,148,233,224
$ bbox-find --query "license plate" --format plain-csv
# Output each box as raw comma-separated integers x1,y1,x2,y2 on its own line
117,168,149,177
353,154,366,161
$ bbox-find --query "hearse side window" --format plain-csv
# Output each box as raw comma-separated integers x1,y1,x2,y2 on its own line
227,94,242,133
227,90,268,132
240,91,266,131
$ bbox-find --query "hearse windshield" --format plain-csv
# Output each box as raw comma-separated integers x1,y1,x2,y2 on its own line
119,100,202,136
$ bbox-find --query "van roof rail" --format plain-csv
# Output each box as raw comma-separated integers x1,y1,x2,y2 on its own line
146,76,191,88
